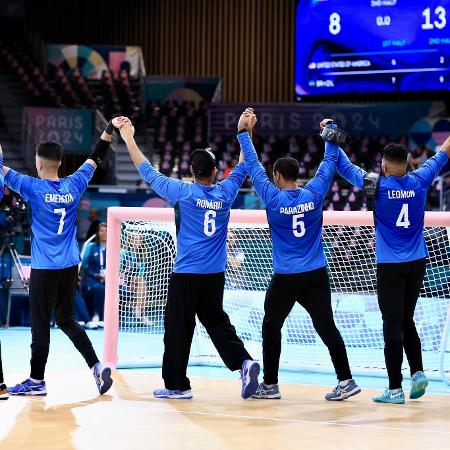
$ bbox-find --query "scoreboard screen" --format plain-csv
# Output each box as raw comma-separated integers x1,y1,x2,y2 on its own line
295,0,450,97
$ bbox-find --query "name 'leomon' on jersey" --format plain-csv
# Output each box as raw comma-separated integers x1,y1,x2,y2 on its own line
337,149,449,263
138,160,247,273
5,163,95,269
237,131,339,274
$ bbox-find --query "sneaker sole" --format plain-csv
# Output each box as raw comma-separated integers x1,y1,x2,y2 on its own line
410,379,428,400
373,398,405,404
154,393,193,399
99,367,113,395
251,394,281,400
242,362,260,399
9,390,47,396
326,386,361,401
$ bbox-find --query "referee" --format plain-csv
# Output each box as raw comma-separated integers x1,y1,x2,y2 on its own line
238,110,360,401
334,120,450,404
4,118,126,396
119,120,260,400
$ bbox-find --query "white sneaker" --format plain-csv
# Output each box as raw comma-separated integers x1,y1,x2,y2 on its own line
85,321,99,330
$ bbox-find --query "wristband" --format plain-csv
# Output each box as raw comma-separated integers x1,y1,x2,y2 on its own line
89,138,110,166
320,125,351,147
105,119,115,135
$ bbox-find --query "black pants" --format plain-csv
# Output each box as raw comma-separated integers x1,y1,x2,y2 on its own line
0,341,3,384
29,265,99,380
377,258,426,389
162,272,252,390
263,268,352,385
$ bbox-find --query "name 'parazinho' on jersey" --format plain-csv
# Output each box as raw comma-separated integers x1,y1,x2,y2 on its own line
387,190,416,199
44,193,74,203
279,202,315,215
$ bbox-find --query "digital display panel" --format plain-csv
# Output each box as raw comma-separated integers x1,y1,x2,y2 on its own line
295,0,450,96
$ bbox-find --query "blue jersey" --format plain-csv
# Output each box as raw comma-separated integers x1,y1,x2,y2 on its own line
238,131,339,274
138,160,247,273
337,149,449,263
5,163,95,269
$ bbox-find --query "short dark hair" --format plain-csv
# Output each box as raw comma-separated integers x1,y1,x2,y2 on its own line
383,142,408,164
273,157,299,182
191,148,216,178
36,141,63,161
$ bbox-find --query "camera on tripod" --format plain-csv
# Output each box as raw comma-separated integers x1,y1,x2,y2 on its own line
0,197,29,245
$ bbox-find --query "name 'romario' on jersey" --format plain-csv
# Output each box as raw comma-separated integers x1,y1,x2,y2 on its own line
138,160,247,274
237,131,339,274
337,149,449,263
5,163,95,269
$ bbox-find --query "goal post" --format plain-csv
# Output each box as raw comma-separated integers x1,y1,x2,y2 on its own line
103,207,450,384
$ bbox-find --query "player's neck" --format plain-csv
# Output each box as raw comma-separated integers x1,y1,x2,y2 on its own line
194,178,214,186
279,181,298,190
39,170,59,181
384,168,406,177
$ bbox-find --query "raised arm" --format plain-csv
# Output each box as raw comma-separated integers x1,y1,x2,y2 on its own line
411,136,449,188
304,139,340,200
119,123,184,204
336,147,366,189
237,130,279,207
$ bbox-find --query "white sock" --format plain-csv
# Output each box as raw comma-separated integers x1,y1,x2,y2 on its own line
91,363,100,374
30,377,43,384
390,388,402,393
339,379,351,387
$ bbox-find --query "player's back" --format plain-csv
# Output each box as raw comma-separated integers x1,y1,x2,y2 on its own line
375,174,428,263
5,163,95,269
267,187,326,274
174,181,238,273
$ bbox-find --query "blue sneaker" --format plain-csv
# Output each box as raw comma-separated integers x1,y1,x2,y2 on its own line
8,379,47,396
93,363,113,395
373,388,405,404
325,379,361,401
240,359,260,399
153,388,193,399
410,371,428,400
252,382,281,399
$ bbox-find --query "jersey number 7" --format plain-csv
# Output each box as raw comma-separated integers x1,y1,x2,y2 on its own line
54,208,67,235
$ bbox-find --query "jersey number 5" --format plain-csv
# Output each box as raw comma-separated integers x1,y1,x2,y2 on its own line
293,214,306,237
204,210,216,236
54,208,66,235
396,203,410,229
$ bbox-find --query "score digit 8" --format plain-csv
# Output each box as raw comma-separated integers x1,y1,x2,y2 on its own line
329,12,341,35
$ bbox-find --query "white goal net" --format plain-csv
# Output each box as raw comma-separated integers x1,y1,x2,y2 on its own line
107,210,450,382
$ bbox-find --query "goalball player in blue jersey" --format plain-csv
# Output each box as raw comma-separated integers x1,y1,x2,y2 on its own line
330,119,450,404
119,120,260,400
0,144,6,400
4,118,128,396
238,110,360,401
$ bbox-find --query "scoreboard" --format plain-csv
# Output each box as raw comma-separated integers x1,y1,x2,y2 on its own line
295,0,450,96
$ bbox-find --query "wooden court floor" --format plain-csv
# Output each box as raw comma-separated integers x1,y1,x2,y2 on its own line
1,370,449,450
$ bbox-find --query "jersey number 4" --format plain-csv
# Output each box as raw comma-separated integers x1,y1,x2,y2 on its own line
54,208,66,235
396,203,410,229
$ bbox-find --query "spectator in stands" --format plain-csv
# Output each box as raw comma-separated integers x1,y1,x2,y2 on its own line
81,223,107,327
86,208,101,240
225,230,246,289
408,144,429,170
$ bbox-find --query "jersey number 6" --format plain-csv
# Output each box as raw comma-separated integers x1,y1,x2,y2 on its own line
204,210,216,236
54,208,66,235
293,213,306,237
